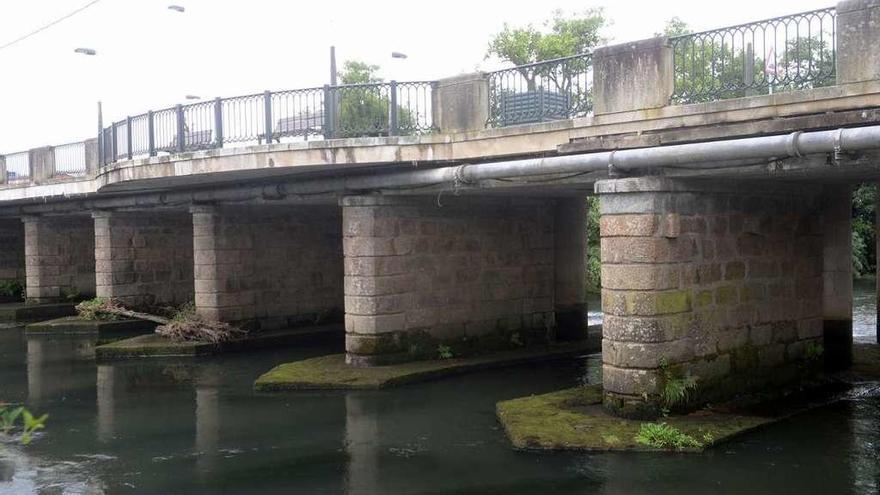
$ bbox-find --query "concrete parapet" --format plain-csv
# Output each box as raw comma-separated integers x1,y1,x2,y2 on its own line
593,37,673,115
596,177,825,418
837,0,880,84
431,73,489,134
84,138,99,175
28,146,55,184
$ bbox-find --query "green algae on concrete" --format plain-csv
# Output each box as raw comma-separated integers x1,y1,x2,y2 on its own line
254,340,598,391
96,324,342,359
496,384,772,452
25,316,156,343
0,302,77,323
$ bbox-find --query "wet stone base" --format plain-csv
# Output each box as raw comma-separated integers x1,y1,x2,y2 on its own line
254,340,598,391
0,302,77,323
95,324,343,359
497,377,855,452
25,316,156,342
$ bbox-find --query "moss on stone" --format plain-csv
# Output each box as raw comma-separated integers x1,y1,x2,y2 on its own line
96,324,342,359
497,384,771,452
0,302,77,323
254,340,598,391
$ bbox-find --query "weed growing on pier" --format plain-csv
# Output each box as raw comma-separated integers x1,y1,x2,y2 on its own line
659,360,698,414
437,344,454,359
634,422,702,450
0,404,48,446
76,297,123,320
0,279,23,299
804,342,824,363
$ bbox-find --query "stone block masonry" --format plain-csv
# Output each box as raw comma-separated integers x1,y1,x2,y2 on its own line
597,177,827,418
192,204,343,329
342,195,585,366
93,210,194,308
23,215,95,303
0,219,25,285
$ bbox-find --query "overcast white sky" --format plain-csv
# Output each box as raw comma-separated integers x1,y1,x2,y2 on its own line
0,0,831,153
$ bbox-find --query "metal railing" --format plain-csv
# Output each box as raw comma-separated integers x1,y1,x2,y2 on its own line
53,141,88,177
99,80,437,166
4,152,30,184
487,53,593,127
670,7,836,103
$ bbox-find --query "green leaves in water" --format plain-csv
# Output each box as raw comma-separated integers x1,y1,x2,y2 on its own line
0,404,48,445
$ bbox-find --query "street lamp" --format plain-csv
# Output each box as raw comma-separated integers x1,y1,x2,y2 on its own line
391,52,408,59
168,5,185,13
184,95,201,100
74,47,96,56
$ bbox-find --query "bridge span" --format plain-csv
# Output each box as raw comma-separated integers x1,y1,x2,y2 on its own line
1,1,879,417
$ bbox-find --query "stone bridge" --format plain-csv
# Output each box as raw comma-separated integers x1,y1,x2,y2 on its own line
1,0,879,417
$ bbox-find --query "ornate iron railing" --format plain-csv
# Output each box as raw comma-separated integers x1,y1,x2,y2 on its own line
98,80,437,165
670,7,836,103
486,53,593,127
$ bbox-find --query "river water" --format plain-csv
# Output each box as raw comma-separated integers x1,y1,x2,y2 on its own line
0,285,878,494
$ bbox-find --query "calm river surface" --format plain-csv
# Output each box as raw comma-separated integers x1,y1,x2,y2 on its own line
0,285,877,494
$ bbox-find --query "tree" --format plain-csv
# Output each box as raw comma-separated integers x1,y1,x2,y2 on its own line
334,61,416,138
485,9,607,123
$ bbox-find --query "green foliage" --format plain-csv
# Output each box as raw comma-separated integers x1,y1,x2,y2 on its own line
486,8,607,104
662,18,835,103
805,342,825,363
0,279,23,299
586,197,601,292
660,360,698,413
852,184,876,278
61,286,81,302
509,332,523,347
437,344,454,360
335,61,418,138
76,297,118,321
487,9,607,67
635,422,702,450
171,301,197,322
0,404,48,446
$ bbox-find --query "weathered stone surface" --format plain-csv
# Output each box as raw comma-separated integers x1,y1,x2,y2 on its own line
192,205,343,329
596,177,829,417
342,195,570,364
23,215,95,303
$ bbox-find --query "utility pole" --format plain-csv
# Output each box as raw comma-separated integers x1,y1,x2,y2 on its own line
330,46,337,86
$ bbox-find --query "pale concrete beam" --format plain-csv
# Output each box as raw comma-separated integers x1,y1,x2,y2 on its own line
837,0,880,84
593,37,673,115
84,138,99,175
28,146,55,184
431,73,489,134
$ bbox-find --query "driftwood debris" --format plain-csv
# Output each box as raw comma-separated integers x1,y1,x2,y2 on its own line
75,298,247,343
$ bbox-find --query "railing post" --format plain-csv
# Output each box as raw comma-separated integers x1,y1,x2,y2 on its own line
97,101,104,166
323,84,335,139
263,90,273,144
389,80,399,136
126,116,133,160
0,155,6,186
214,97,223,148
431,73,489,134
593,38,673,115
147,110,156,156
111,124,118,163
176,104,186,153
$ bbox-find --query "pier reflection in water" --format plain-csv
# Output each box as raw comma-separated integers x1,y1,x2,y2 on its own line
0,281,874,494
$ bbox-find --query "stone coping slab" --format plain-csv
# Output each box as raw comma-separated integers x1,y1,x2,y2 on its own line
95,324,343,359
254,340,599,391
25,316,156,342
0,302,77,323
